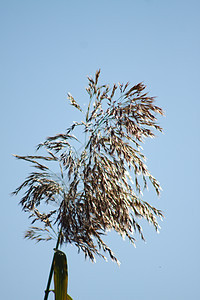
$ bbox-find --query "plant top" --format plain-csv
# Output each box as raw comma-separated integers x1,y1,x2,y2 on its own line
13,70,164,264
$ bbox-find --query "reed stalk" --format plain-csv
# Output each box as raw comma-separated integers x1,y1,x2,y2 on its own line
44,231,61,300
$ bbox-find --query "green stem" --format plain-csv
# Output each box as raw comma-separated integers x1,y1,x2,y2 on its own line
44,231,62,300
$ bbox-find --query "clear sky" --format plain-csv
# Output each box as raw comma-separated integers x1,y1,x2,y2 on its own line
1,0,200,299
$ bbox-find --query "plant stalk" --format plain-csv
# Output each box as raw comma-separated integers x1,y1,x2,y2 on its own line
44,231,62,300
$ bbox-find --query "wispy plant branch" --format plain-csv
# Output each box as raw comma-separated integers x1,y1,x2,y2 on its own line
13,70,164,264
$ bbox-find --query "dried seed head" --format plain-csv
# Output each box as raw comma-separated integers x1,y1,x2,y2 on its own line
13,70,164,263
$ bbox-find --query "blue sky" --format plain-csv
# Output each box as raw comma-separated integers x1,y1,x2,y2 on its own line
1,0,200,299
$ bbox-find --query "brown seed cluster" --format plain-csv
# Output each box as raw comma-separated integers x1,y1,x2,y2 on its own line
13,70,164,263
